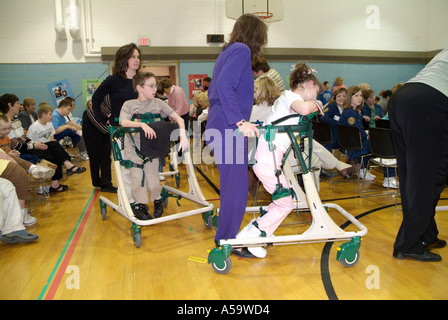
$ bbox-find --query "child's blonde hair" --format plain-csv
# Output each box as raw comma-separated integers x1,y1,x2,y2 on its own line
196,91,210,108
38,102,53,118
254,76,280,106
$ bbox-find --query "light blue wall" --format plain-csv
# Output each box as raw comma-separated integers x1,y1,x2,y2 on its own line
0,63,109,119
1,60,424,120
178,60,424,105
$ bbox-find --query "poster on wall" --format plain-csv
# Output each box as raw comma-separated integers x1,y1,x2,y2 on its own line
188,74,208,100
47,79,74,108
82,79,103,106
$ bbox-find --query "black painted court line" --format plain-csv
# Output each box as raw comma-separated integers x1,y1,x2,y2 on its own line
194,164,220,195
320,203,399,300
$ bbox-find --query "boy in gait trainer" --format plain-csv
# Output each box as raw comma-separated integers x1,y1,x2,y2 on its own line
119,72,189,220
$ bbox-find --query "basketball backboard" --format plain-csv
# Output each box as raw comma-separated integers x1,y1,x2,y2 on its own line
225,0,284,23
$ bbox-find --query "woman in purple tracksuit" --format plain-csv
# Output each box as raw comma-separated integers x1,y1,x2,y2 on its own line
206,14,268,257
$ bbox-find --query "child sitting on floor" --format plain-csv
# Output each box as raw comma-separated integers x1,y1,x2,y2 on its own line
119,72,189,220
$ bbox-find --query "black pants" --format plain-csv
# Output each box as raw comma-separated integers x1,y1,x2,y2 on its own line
27,141,71,180
82,112,113,188
389,82,448,253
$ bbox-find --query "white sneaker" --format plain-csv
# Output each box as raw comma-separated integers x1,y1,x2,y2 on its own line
36,186,50,195
22,208,37,227
29,164,55,179
236,221,267,258
79,152,89,161
247,246,267,258
358,168,376,181
382,176,398,189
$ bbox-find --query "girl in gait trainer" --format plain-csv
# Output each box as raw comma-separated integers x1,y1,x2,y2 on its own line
237,62,324,258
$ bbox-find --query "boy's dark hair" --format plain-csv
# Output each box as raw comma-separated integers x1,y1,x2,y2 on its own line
0,93,19,114
158,78,173,90
58,99,72,108
252,55,270,73
132,72,156,92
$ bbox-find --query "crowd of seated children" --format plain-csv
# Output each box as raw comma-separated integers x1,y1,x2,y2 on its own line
0,93,89,245
0,114,55,227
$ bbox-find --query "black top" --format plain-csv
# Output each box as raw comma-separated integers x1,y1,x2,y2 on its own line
91,74,137,126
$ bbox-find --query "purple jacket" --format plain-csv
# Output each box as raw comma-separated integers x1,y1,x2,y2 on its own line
206,42,254,133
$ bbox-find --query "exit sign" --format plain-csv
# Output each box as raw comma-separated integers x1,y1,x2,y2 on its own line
139,37,149,46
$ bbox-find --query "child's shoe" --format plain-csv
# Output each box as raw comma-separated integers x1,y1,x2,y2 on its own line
22,208,37,227
382,176,398,189
236,221,267,258
36,185,50,195
131,203,153,220
79,152,89,161
153,198,164,218
1,229,39,244
358,168,376,181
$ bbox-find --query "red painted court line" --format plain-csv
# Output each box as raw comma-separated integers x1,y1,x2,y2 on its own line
44,189,99,300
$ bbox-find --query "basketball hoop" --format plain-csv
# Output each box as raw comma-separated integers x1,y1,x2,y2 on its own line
253,11,274,21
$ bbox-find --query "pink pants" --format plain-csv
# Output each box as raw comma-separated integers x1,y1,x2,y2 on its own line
253,138,295,237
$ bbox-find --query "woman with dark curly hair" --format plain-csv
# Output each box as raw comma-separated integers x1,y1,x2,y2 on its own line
83,43,142,192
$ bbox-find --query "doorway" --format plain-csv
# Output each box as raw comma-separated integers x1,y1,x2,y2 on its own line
141,62,178,85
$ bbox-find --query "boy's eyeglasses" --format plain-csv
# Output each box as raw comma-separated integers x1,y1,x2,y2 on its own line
142,84,157,89
0,126,12,132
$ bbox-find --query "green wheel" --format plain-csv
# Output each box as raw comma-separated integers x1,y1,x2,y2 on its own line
133,232,142,248
204,214,213,228
208,245,232,274
100,206,107,220
336,236,361,267
202,211,214,229
99,200,107,220
131,223,142,248
211,257,232,274
340,250,359,267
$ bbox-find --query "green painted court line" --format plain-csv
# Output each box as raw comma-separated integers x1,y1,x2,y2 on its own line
37,189,99,300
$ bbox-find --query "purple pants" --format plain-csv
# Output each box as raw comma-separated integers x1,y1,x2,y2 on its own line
214,130,248,242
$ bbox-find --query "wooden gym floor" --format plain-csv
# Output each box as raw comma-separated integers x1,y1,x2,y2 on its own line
1,146,447,301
